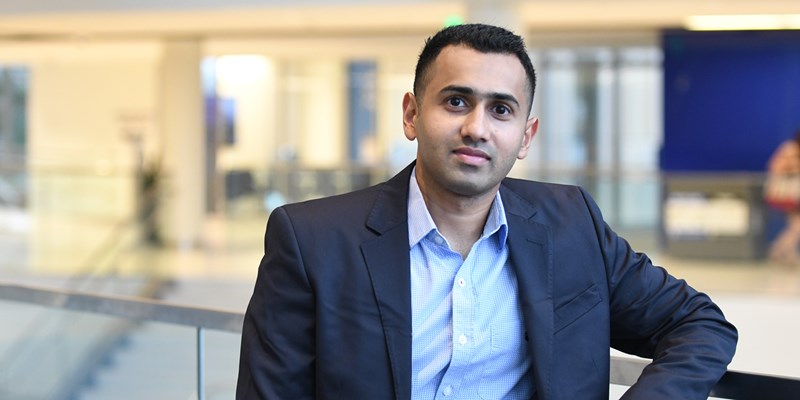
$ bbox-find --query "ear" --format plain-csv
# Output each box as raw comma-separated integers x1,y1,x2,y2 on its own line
516,117,539,160
402,92,418,141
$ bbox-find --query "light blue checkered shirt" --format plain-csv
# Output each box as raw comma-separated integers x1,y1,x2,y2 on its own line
408,168,534,400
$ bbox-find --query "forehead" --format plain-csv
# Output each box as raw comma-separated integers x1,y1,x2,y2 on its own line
424,45,528,99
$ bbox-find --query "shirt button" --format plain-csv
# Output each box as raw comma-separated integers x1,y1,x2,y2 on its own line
458,335,467,345
457,278,466,287
434,236,444,245
443,385,453,396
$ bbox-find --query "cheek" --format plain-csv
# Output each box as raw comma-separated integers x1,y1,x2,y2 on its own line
423,109,459,132
416,122,449,147
417,137,445,161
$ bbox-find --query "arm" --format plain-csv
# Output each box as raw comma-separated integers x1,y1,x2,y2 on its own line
237,207,316,400
579,188,738,399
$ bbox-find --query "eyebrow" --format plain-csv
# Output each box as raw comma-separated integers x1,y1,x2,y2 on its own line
440,85,521,109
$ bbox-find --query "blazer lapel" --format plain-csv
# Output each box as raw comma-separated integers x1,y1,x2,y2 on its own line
502,184,554,400
357,169,555,400
361,164,414,400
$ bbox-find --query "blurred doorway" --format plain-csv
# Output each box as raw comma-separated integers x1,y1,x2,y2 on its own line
0,65,28,210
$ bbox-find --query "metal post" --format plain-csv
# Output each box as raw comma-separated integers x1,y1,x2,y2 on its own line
197,326,205,400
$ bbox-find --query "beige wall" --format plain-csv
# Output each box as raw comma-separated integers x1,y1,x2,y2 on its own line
1,41,162,269
0,35,423,258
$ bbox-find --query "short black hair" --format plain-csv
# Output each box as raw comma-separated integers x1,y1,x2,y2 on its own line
413,23,537,112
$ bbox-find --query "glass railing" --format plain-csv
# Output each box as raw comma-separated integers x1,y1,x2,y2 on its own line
1,282,798,400
0,282,241,400
9,164,769,279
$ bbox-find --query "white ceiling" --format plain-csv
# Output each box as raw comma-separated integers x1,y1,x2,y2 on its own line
0,0,799,39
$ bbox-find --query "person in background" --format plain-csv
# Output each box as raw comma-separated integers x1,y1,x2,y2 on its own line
237,23,737,399
766,129,800,264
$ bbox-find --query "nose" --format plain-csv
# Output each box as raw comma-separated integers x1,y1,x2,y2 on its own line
460,107,490,143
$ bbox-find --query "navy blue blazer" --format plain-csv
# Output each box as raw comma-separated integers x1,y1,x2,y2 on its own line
237,162,737,399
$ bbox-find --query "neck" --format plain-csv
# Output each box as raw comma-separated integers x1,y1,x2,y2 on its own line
418,180,498,259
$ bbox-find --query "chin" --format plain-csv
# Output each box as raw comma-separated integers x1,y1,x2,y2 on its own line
449,179,493,197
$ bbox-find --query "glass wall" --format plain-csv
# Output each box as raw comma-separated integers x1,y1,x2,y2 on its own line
524,46,662,231
0,35,664,282
206,40,663,235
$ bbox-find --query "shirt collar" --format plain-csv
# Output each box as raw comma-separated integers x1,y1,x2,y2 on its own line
407,166,508,247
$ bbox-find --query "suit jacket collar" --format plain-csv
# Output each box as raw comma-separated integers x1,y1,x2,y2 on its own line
361,162,415,400
365,163,414,234
362,163,554,399
501,183,555,399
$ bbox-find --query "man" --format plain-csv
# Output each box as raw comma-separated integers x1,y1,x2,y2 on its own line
237,23,737,399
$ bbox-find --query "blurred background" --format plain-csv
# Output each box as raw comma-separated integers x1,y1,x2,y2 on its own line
1,0,800,399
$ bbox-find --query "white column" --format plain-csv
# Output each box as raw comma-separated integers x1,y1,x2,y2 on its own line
160,40,205,249
465,0,523,34
299,59,346,168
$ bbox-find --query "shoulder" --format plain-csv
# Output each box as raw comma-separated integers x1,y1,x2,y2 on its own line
278,183,385,223
500,177,606,234
501,177,590,207
267,163,413,239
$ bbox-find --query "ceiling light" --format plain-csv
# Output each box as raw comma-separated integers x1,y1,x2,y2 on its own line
686,14,800,31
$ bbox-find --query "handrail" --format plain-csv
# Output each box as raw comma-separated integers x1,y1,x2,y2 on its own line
2,282,800,399
0,282,242,332
0,215,165,400
0,282,243,400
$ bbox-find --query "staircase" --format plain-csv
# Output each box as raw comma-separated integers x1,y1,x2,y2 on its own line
75,278,250,400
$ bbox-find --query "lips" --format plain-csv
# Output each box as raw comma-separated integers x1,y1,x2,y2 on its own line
453,147,491,165
454,147,490,159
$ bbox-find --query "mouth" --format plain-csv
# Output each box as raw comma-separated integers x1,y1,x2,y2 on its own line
453,147,491,166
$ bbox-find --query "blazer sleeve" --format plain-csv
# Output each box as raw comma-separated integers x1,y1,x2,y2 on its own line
237,207,316,399
579,188,738,400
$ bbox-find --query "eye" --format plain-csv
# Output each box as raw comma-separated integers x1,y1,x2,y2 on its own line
492,104,512,115
446,97,466,108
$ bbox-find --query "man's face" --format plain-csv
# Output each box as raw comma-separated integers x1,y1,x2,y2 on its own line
403,44,538,199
